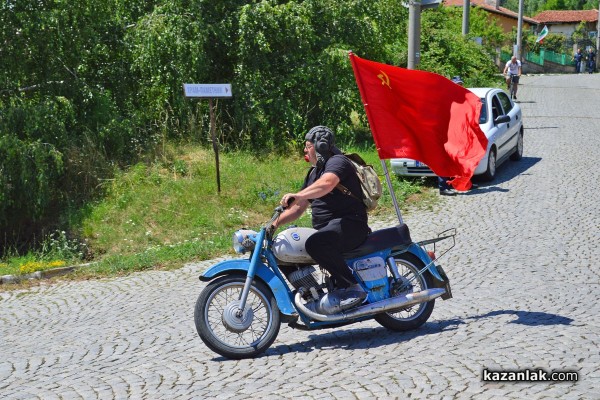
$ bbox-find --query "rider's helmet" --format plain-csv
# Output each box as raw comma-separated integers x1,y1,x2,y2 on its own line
305,126,338,168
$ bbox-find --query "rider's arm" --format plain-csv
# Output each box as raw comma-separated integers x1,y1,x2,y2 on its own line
272,200,309,230
503,64,508,74
274,172,340,230
518,65,522,76
288,172,340,203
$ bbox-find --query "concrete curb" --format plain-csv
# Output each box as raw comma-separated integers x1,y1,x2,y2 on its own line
0,263,94,285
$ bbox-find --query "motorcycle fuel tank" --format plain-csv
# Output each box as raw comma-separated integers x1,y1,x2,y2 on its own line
272,227,317,264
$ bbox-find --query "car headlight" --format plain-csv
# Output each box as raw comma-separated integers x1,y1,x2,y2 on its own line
232,229,257,254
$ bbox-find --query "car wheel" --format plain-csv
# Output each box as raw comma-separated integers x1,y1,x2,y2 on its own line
510,130,523,161
481,147,496,181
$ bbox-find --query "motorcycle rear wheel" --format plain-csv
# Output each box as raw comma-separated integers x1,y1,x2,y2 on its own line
374,253,435,331
194,274,280,359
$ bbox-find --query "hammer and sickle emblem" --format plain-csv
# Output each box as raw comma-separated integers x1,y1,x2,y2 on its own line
377,70,391,89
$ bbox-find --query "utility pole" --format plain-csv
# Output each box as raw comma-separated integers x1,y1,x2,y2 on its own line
462,0,470,36
407,1,421,69
516,0,524,59
407,0,442,69
597,6,599,70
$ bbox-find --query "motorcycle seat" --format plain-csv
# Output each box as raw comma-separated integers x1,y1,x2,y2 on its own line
343,224,412,259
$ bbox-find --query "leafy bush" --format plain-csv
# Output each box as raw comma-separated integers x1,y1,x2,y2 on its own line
0,134,64,249
419,7,502,86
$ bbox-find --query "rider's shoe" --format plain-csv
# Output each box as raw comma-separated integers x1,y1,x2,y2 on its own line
318,284,366,315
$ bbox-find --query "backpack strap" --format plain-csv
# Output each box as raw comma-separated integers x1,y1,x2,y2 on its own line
336,182,361,202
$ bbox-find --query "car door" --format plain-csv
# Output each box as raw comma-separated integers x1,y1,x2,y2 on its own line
496,91,520,159
489,93,510,158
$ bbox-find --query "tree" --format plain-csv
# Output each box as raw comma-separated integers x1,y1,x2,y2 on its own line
419,7,501,86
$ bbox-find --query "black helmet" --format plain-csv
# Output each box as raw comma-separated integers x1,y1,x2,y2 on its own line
305,126,335,153
305,126,336,168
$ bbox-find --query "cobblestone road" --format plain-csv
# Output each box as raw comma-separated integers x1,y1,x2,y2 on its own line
1,74,599,399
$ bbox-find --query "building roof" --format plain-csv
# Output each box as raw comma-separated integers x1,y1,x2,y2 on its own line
443,0,539,25
533,9,599,24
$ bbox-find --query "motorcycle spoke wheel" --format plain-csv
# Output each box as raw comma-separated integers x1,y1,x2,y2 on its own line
194,275,280,359
374,253,435,331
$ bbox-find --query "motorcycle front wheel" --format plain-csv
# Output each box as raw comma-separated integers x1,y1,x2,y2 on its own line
374,253,435,331
194,274,280,359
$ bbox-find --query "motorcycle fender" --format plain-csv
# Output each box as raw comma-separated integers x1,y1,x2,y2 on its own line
408,244,445,282
200,259,297,316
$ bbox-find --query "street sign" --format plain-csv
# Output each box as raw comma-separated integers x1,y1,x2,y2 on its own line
183,83,232,98
183,83,233,194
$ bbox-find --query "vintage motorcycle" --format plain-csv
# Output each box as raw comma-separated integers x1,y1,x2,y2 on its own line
194,197,455,359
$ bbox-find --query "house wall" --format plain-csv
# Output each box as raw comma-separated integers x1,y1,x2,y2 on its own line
547,22,598,37
488,13,534,34
548,23,576,36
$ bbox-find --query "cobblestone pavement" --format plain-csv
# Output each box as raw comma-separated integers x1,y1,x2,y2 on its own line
2,74,599,399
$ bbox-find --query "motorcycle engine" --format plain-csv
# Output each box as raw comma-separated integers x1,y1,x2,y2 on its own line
286,266,325,301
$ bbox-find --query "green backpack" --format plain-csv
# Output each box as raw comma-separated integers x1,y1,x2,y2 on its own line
336,153,383,212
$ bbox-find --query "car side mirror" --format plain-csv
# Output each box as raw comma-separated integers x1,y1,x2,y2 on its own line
494,115,511,124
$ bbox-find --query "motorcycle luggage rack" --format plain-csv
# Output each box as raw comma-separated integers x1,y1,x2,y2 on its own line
415,228,456,262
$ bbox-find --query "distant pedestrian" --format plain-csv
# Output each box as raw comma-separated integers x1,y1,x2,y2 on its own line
574,49,584,74
587,49,596,74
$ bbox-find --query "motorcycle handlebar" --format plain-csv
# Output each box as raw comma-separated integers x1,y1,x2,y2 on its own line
283,196,296,209
267,197,296,231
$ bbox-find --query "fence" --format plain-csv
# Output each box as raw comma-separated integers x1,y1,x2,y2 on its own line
501,49,573,66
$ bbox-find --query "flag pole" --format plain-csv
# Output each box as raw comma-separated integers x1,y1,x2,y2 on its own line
349,51,404,225
380,160,404,224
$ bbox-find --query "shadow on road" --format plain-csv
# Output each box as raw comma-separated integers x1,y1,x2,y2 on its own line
466,156,542,194
468,310,574,326
253,319,466,358
243,308,572,359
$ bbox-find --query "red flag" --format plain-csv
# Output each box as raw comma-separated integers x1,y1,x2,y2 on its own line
349,53,488,191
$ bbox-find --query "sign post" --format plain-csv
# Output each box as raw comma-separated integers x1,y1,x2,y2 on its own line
183,83,232,193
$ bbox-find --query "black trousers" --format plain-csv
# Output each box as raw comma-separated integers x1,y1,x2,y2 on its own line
305,217,369,288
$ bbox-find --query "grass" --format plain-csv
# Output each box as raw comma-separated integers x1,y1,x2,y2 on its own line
0,143,437,283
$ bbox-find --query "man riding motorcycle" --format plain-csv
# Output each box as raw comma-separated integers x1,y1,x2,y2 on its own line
271,126,369,314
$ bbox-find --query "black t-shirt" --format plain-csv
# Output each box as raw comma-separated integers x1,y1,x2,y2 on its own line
303,154,368,229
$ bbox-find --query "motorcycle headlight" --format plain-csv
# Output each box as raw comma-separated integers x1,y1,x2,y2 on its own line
232,229,257,254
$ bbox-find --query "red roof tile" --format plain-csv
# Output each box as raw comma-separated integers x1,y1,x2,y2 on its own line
443,0,539,24
533,9,599,23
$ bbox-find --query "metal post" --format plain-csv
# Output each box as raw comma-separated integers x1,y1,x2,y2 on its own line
209,98,221,193
516,0,524,59
408,1,441,69
381,160,403,224
597,7,599,71
462,0,470,36
408,1,421,69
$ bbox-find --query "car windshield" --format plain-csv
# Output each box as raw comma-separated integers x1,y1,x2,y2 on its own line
479,98,487,124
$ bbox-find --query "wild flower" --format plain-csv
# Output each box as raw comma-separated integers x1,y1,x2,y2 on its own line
19,261,44,274
47,260,66,268
18,260,67,274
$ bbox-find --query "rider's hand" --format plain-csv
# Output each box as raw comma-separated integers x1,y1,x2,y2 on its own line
280,193,296,208
266,224,277,239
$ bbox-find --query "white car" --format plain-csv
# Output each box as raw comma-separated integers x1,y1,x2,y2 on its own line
390,87,524,181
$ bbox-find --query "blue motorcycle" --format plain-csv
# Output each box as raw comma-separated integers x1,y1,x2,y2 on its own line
194,198,454,359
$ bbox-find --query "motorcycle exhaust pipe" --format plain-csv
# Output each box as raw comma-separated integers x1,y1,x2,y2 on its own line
294,288,446,322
